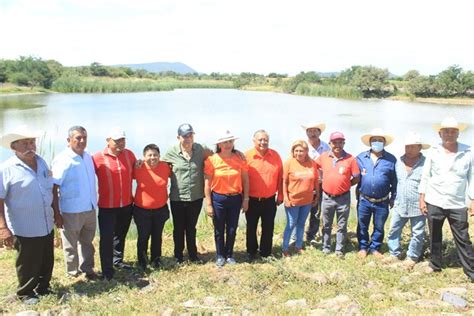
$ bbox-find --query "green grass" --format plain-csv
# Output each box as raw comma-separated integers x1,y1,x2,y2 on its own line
51,76,234,93
1,211,473,314
295,82,363,99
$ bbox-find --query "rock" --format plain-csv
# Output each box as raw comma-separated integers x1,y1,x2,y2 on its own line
344,303,362,315
392,291,419,301
318,295,351,311
440,292,468,308
203,296,218,306
161,308,174,316
308,273,328,285
182,300,197,308
284,298,307,309
438,287,468,296
369,293,386,302
139,284,154,293
16,311,39,316
328,271,345,283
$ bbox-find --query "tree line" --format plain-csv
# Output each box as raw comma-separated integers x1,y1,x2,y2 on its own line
1,56,473,99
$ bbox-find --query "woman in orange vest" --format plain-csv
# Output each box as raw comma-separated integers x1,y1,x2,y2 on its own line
204,130,249,267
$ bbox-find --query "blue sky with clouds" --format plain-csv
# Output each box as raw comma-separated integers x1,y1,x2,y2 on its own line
1,0,473,76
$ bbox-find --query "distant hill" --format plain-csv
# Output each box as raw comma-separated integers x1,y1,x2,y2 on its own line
111,62,197,74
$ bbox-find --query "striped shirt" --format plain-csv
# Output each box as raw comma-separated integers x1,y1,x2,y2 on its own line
92,148,136,208
392,154,425,217
52,148,98,213
0,155,54,237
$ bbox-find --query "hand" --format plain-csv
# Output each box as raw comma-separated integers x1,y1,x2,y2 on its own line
284,198,292,208
206,205,214,217
276,198,283,206
419,199,428,216
54,213,63,229
0,227,14,249
134,159,143,168
241,199,249,213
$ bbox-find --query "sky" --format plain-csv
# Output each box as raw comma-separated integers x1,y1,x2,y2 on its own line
1,0,473,76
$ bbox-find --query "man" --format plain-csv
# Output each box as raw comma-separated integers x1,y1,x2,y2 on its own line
419,117,474,282
0,126,62,305
301,122,330,244
356,128,397,258
245,129,283,260
316,132,359,258
92,127,136,280
385,132,429,269
51,126,99,280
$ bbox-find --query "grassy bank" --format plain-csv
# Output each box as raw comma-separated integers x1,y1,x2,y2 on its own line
1,212,473,314
0,83,48,95
51,76,234,93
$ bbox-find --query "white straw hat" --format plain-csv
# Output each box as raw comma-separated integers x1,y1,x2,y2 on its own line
0,125,44,149
404,132,430,149
361,128,394,146
433,117,468,132
214,130,239,144
301,122,326,133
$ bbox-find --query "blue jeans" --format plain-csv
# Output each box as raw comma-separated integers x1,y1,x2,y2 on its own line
282,204,312,251
357,197,389,252
211,192,242,258
387,212,426,260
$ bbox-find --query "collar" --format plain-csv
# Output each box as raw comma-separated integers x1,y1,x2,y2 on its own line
328,150,347,159
364,149,386,158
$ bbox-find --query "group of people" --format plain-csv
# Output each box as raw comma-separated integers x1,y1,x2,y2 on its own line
0,116,473,305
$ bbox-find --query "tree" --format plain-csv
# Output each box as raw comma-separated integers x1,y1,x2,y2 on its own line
404,70,420,81
349,66,391,97
434,65,463,97
89,62,110,77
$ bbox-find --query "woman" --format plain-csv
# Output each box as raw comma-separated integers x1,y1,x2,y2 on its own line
204,130,249,267
162,123,212,264
282,140,319,256
133,144,171,269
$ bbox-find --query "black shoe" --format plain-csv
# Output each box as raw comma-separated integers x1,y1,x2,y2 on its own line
114,262,132,270
175,257,184,265
99,273,114,281
247,253,257,262
85,272,100,281
189,256,203,264
151,260,161,269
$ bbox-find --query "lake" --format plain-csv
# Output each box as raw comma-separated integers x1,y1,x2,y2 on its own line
1,89,472,219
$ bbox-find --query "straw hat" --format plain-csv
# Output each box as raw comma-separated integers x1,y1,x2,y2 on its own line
214,130,239,144
0,125,44,149
433,117,468,132
301,122,326,133
361,128,394,146
107,127,126,140
404,132,430,149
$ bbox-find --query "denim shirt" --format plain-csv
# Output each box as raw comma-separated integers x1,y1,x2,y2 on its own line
393,154,425,217
356,150,397,202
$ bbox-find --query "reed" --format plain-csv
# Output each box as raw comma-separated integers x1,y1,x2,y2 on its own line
295,82,362,99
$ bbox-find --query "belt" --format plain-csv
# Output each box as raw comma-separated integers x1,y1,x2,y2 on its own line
249,195,275,202
361,193,390,203
323,191,349,198
213,192,241,197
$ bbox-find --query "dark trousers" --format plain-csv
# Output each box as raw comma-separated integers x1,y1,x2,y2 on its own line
245,196,277,257
98,204,133,277
170,199,203,260
133,205,170,268
357,197,389,252
306,184,322,240
427,203,474,280
14,230,54,298
212,192,242,258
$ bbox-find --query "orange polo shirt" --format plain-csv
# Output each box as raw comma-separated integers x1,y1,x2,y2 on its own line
316,151,360,195
245,147,283,199
133,161,171,209
204,153,248,195
93,148,137,208
283,157,318,206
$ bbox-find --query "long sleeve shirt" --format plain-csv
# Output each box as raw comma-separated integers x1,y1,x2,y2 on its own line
419,142,473,209
356,150,397,202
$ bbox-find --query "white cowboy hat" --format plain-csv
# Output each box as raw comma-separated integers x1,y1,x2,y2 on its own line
301,122,326,133
433,117,468,132
0,125,44,149
214,130,239,144
404,132,430,150
361,128,394,147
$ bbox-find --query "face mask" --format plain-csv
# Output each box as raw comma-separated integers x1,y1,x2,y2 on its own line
371,141,384,153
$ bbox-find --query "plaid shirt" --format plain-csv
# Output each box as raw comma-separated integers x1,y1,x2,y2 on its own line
393,154,425,217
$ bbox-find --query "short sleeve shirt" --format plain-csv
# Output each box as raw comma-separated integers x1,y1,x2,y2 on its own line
204,153,248,195
283,158,318,206
133,161,171,209
316,151,359,195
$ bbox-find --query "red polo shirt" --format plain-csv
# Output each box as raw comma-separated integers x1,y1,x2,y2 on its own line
245,147,283,199
93,148,137,208
315,151,359,196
